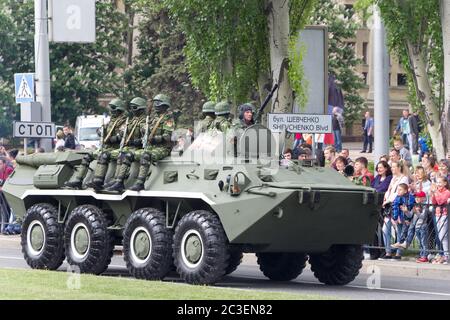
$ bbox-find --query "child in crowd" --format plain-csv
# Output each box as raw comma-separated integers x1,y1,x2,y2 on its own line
280,149,292,167
412,191,430,263
390,183,415,258
430,176,450,264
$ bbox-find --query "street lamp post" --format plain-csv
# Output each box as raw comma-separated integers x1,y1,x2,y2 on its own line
34,0,52,151
372,6,390,168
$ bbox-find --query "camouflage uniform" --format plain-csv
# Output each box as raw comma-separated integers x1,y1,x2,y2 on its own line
211,100,232,132
195,101,216,135
104,97,148,193
129,94,176,191
64,98,127,189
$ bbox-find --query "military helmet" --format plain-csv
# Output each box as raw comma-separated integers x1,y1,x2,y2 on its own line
129,97,147,111
153,93,171,110
202,101,216,114
215,100,231,115
108,98,126,112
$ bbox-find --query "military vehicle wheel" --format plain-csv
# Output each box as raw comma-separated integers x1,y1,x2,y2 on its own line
256,253,308,281
309,244,363,285
64,205,114,275
225,250,243,275
173,210,229,285
123,208,173,280
21,203,65,270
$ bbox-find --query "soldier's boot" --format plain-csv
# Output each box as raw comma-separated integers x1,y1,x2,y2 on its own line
129,153,151,191
86,152,110,190
102,156,123,188
104,153,134,193
64,153,94,189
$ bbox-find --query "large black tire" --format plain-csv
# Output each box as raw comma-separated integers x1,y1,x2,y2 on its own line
256,252,308,281
123,208,173,280
64,205,114,275
225,250,243,275
309,244,363,285
173,210,229,285
21,203,65,270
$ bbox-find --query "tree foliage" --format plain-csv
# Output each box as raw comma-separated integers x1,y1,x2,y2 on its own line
356,0,444,155
0,0,128,139
124,0,206,127
310,0,365,126
160,0,315,111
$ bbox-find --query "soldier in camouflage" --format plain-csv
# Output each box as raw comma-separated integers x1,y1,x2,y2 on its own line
63,98,127,190
195,101,216,135
103,97,148,193
211,100,232,132
129,93,176,191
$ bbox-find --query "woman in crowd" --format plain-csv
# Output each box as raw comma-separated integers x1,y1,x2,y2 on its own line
371,161,393,193
380,160,410,260
55,130,65,152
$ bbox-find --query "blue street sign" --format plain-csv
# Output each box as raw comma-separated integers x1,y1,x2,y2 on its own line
14,73,35,104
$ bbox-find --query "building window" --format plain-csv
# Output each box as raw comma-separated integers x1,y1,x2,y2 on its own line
397,73,407,86
363,42,368,64
363,72,368,85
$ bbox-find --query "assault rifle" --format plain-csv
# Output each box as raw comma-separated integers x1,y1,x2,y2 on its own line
254,84,279,124
142,115,150,149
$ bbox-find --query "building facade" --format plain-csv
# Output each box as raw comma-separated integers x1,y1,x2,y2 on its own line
336,0,409,138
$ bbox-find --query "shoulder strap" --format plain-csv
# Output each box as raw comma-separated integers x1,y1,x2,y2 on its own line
148,114,166,142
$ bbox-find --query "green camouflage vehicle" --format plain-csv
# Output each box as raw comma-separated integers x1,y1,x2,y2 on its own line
2,125,379,285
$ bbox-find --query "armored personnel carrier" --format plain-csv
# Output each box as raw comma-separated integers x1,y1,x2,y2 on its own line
2,125,379,285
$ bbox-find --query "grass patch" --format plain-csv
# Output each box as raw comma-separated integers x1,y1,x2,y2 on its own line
0,268,334,300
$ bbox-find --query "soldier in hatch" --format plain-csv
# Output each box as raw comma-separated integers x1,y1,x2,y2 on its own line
63,98,128,190
233,102,255,130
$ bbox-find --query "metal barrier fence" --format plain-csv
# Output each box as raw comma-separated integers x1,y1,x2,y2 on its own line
365,203,449,262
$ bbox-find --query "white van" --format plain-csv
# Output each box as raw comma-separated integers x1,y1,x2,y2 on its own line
75,114,110,149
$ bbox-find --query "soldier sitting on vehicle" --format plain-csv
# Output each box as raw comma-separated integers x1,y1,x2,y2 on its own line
195,101,216,136
128,94,177,192
64,98,128,190
211,101,232,132
103,97,148,193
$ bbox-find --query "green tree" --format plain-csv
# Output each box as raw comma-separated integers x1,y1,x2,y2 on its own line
310,0,365,127
0,0,128,139
157,0,315,115
357,0,445,158
124,1,205,127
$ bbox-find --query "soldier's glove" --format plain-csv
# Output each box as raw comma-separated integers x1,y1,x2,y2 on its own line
132,139,143,147
109,135,120,144
151,136,162,144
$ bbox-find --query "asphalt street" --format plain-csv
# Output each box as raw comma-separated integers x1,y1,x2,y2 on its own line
1,236,450,300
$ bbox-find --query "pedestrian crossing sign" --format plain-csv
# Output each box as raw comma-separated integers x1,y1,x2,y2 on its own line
14,73,35,103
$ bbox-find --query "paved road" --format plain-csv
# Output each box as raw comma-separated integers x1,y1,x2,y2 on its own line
1,237,449,300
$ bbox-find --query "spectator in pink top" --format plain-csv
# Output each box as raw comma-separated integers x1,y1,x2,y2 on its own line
0,158,13,190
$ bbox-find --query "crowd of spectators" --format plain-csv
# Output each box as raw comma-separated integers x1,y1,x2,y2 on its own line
280,133,450,264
